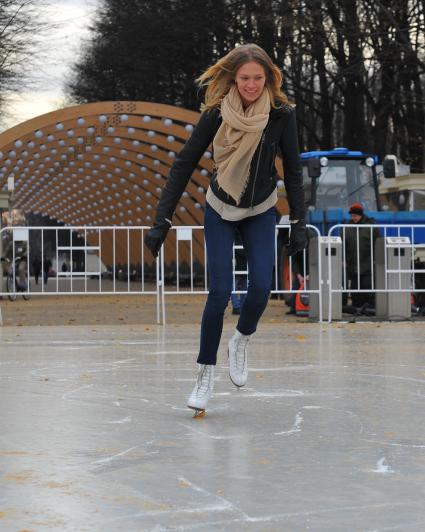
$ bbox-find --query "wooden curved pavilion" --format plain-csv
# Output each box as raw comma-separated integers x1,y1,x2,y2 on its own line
0,101,287,267
0,101,214,228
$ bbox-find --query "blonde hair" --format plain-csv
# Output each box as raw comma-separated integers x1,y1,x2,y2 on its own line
197,43,289,111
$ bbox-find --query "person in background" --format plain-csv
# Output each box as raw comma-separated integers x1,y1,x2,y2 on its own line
144,44,306,415
344,203,380,313
32,257,41,285
43,257,52,285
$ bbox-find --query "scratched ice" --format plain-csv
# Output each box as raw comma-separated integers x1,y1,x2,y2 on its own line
1,321,425,531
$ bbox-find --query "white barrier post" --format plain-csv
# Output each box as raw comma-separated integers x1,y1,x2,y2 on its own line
161,245,165,325
156,250,162,325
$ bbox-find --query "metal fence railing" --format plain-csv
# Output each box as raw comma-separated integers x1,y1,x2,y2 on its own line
157,224,322,324
327,224,425,322
3,222,425,326
0,225,161,325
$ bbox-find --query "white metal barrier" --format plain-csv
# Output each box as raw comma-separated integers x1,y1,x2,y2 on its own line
157,224,322,324
0,225,161,325
4,223,425,326
327,224,425,321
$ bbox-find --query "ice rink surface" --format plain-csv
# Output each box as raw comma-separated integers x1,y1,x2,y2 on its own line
1,321,425,531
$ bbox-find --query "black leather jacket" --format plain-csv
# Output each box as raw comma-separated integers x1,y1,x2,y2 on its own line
154,104,305,223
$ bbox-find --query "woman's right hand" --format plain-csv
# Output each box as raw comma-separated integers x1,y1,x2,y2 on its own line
144,221,171,258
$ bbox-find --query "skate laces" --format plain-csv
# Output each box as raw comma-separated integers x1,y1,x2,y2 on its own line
235,336,249,370
197,365,212,395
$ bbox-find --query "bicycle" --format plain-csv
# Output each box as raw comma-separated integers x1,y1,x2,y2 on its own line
2,256,31,301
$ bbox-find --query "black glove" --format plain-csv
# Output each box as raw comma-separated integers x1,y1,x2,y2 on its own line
144,220,171,258
286,220,308,257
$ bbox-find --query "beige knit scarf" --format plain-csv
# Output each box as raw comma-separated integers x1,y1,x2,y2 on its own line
213,84,270,204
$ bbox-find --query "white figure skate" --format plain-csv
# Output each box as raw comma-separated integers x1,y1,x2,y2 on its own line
228,329,250,387
187,364,214,418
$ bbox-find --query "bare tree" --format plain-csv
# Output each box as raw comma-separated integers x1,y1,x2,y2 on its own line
0,1,46,122
67,0,425,170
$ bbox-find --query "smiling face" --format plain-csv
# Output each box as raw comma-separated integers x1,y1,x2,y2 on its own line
234,61,267,108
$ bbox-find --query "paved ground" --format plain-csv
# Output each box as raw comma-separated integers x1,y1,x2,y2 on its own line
0,292,293,327
1,318,425,531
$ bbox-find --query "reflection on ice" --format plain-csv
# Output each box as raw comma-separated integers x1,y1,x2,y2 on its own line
1,321,425,529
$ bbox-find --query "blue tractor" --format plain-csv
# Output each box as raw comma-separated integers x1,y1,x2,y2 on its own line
299,146,425,233
277,147,425,308
301,147,380,232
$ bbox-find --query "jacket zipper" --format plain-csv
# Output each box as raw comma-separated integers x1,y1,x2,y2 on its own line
250,132,266,208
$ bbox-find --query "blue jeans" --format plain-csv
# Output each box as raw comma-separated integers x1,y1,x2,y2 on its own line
197,203,276,365
230,275,247,310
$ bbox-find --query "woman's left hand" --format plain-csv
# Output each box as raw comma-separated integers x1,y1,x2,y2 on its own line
286,221,308,256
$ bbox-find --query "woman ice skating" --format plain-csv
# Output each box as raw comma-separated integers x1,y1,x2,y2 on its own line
145,43,306,416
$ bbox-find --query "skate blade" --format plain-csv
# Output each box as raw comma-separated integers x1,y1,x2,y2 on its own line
188,406,206,419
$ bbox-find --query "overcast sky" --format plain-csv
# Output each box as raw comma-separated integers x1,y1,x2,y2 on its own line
2,0,99,132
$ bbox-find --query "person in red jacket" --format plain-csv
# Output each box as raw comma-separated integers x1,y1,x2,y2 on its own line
145,44,306,415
